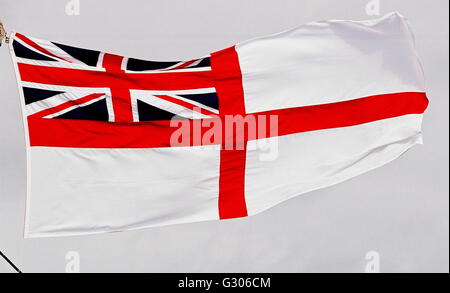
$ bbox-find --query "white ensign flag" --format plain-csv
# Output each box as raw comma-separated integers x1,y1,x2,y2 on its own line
9,12,428,238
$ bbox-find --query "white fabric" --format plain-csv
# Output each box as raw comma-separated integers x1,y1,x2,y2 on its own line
236,12,425,113
245,115,423,215
25,147,220,238
240,12,426,215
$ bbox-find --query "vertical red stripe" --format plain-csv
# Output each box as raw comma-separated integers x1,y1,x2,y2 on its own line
211,47,246,115
102,54,133,122
211,46,248,219
218,149,248,219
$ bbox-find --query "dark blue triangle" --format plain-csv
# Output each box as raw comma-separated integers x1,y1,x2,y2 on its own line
55,99,109,121
13,40,57,61
52,42,100,67
192,58,210,68
127,58,180,71
22,87,64,105
178,92,219,110
137,100,178,121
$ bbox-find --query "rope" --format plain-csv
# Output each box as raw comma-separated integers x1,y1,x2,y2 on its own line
0,19,8,47
0,250,22,273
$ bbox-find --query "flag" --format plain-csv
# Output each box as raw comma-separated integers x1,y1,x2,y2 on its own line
9,12,428,238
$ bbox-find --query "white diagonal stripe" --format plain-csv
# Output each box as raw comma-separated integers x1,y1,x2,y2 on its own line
44,96,106,119
167,94,219,114
26,92,96,116
20,81,109,93
136,94,211,120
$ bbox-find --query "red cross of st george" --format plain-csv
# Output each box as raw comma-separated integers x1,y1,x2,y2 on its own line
19,47,429,220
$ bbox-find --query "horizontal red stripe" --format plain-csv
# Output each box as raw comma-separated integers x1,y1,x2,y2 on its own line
17,63,214,90
262,91,429,138
27,92,428,148
28,118,187,148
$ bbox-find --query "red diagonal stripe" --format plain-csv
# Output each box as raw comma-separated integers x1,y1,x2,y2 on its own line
30,93,104,118
15,33,71,63
169,59,198,70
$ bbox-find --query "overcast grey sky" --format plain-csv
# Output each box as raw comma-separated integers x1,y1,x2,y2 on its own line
0,0,448,273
